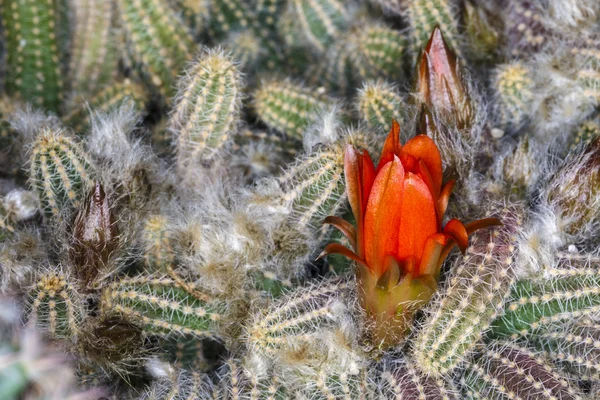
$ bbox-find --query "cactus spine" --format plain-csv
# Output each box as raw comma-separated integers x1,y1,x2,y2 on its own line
172,50,243,168
413,206,523,376
1,0,64,112
101,275,223,338
29,128,95,219
115,0,195,100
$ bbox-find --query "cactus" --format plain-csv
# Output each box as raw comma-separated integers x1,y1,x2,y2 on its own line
63,79,148,133
405,0,462,59
489,270,600,340
461,341,580,399
28,128,95,219
568,119,600,152
115,0,195,100
356,80,403,132
278,132,369,235
171,50,243,168
69,0,121,99
505,1,549,58
25,271,83,339
380,357,459,399
253,80,335,140
493,62,535,130
101,275,224,338
288,0,351,53
1,0,64,113
247,278,352,356
528,319,600,381
141,215,175,273
347,23,407,82
413,206,523,376
168,0,209,35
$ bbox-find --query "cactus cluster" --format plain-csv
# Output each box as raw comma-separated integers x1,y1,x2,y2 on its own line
2,0,600,399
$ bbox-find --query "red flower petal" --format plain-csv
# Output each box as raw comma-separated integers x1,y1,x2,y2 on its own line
323,216,357,250
418,233,448,276
443,219,469,254
401,135,443,192
377,120,402,174
396,173,438,265
438,180,455,221
364,156,405,276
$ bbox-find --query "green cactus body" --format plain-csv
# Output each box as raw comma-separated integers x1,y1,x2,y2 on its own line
356,80,403,132
172,51,243,166
529,320,600,381
101,275,223,338
63,79,148,133
0,201,15,241
406,0,461,59
247,279,352,355
348,24,406,82
207,0,252,40
253,80,334,140
461,341,580,400
381,358,459,399
278,133,372,236
1,0,64,113
249,269,293,298
29,129,95,219
142,215,175,273
413,206,523,376
115,0,195,100
163,335,209,371
0,97,18,151
255,0,286,35
290,0,350,53
571,47,600,103
569,120,600,153
168,0,208,35
235,129,300,160
494,62,534,129
490,270,600,340
26,271,83,339
69,0,120,99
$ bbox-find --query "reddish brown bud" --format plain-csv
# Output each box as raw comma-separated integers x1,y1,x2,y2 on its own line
417,27,473,129
71,182,118,287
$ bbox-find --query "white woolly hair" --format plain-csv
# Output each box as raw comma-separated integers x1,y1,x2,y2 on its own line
545,0,600,29
526,45,598,139
536,141,600,247
302,101,343,151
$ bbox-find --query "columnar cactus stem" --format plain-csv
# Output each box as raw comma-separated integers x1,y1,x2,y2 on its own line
289,0,350,53
172,50,243,168
69,0,120,99
29,128,95,219
142,215,175,272
247,278,352,355
493,62,534,130
1,0,64,112
380,357,459,399
461,341,581,400
356,80,403,132
63,79,148,133
26,271,83,339
101,275,224,338
490,271,600,340
413,205,523,376
253,80,334,140
115,0,195,100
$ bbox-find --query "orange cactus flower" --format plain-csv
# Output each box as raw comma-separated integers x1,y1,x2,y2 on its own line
320,121,500,345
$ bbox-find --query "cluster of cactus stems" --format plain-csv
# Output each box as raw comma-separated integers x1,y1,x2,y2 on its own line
1,0,600,399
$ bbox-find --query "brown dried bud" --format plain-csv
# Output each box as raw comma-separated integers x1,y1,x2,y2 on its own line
417,27,473,130
71,182,118,287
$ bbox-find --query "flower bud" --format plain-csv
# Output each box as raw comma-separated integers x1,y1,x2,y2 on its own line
71,182,118,287
417,27,473,130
